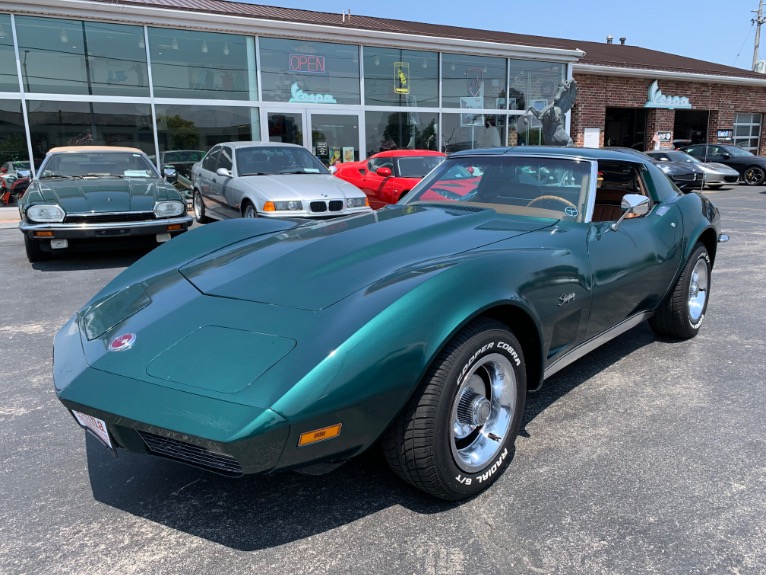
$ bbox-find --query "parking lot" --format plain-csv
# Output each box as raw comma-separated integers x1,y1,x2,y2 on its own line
1,185,765,575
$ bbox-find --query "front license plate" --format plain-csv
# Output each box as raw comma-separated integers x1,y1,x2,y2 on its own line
156,233,171,243
72,410,113,449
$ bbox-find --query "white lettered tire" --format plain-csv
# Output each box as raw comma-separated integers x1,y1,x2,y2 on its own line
382,317,527,500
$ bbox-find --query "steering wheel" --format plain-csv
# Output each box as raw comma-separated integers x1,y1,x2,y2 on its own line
526,195,577,209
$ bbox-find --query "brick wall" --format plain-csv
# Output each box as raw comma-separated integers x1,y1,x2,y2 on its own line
571,73,766,153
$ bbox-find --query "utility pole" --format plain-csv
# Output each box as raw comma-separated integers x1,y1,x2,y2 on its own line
753,0,765,70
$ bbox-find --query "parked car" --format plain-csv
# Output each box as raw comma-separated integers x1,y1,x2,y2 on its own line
333,150,445,209
191,142,371,221
150,149,206,201
0,160,31,198
646,150,739,189
53,146,726,500
607,147,704,191
18,146,191,262
680,143,766,185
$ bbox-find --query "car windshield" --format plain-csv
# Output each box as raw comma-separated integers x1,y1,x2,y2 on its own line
395,156,445,178
236,146,330,175
41,152,159,178
401,155,592,221
723,146,754,157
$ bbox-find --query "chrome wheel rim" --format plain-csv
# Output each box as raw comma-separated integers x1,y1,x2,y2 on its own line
193,193,203,219
244,205,256,218
450,353,516,473
688,258,709,323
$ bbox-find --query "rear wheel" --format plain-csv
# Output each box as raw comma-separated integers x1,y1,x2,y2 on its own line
650,243,710,339
743,166,765,185
192,190,211,223
24,235,51,263
382,318,526,500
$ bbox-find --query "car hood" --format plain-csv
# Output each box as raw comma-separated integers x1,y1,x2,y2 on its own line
38,177,175,213
179,204,553,310
699,162,739,173
655,161,699,175
238,173,364,200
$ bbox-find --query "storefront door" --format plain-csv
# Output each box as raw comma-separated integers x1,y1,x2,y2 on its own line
262,108,360,167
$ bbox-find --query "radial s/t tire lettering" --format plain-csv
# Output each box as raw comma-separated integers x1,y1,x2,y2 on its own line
382,317,527,500
650,242,710,339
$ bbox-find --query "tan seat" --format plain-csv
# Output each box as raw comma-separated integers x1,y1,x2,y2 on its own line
592,203,624,222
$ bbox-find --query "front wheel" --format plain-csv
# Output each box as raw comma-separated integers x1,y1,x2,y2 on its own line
650,243,710,339
242,203,258,218
382,318,527,500
743,166,765,185
192,190,211,223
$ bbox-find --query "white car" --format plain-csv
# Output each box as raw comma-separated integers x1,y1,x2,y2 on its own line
191,142,371,221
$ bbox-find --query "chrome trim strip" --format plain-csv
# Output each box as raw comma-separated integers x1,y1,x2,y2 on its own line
19,215,192,232
542,312,652,381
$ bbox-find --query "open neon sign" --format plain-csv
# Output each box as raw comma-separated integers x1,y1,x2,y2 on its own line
289,54,326,74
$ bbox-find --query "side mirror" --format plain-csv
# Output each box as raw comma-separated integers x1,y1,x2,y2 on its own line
216,167,232,178
720,153,731,159
376,167,392,177
163,166,178,183
16,169,31,179
610,194,650,231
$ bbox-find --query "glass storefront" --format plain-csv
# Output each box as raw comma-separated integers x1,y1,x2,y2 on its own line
16,16,149,97
148,27,254,100
0,12,576,172
0,15,18,92
0,99,29,166
260,37,360,105
155,104,259,152
364,47,438,108
365,111,438,157
26,100,154,156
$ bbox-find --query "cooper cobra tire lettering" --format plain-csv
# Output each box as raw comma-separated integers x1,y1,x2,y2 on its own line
383,318,527,500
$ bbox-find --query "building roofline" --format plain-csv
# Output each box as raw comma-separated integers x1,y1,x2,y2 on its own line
573,63,766,86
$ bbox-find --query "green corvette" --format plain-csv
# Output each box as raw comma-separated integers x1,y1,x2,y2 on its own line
54,147,726,500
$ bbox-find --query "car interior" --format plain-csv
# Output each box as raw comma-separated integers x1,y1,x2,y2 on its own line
592,161,650,222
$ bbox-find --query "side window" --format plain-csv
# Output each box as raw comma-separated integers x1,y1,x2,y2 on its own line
684,146,702,158
218,147,233,171
368,157,384,172
202,147,221,171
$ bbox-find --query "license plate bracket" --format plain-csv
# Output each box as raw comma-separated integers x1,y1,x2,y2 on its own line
71,410,115,453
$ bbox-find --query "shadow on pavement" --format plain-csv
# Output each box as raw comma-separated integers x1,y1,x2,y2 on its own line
30,247,152,272
84,323,664,550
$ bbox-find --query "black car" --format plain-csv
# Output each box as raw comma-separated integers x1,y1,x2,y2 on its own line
680,143,766,185
607,147,704,191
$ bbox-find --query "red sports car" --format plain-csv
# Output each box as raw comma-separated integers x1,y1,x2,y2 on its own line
333,150,445,209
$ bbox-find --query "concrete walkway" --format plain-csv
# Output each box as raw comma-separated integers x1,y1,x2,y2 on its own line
0,206,20,228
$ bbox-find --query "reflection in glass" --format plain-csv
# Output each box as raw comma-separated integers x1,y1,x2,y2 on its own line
0,100,29,167
508,60,565,113
267,112,303,145
0,14,18,92
260,38,360,105
310,113,359,165
364,47,438,107
149,28,254,100
155,104,259,154
364,111,438,158
441,113,507,153
26,101,154,156
16,16,149,96
441,54,506,109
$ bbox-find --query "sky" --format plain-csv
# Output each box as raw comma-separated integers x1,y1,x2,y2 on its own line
242,0,763,70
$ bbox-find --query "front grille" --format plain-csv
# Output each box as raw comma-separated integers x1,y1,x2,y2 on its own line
64,211,156,224
329,200,343,212
138,430,243,475
310,201,327,213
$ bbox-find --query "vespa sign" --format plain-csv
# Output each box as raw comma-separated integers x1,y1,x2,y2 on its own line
644,80,692,109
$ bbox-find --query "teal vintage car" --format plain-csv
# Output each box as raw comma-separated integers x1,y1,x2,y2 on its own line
53,147,726,500
19,146,192,262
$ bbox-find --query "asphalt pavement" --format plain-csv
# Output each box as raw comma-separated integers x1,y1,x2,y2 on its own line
1,184,765,575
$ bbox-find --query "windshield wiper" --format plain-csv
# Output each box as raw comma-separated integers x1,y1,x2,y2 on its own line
82,173,124,178
239,172,270,176
39,174,83,180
